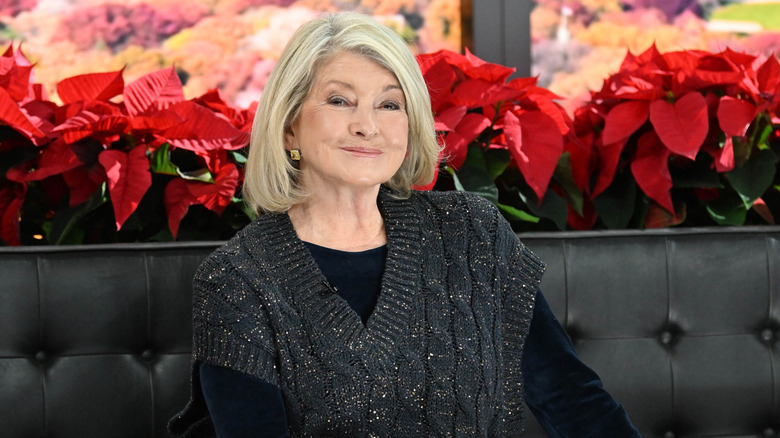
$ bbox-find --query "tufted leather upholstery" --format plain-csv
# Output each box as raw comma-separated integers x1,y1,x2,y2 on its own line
1,227,778,437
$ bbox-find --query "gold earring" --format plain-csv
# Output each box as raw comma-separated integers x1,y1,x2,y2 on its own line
289,149,301,161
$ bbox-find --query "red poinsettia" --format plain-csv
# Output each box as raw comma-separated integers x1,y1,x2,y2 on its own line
569,45,780,229
416,49,574,218
0,44,252,245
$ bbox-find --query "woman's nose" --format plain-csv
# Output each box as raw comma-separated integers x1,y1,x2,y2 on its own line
349,106,378,138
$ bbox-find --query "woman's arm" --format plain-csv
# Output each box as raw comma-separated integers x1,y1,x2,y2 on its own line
199,362,289,438
522,290,641,438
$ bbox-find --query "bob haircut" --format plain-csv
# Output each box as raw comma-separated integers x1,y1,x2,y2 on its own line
243,12,441,213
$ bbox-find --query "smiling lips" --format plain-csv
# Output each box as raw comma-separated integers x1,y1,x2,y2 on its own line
342,147,382,158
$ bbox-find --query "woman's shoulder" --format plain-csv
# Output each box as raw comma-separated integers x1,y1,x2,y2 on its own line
410,189,503,227
200,212,290,271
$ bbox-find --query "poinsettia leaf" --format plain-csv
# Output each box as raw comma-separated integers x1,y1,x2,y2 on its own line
0,183,26,245
124,66,185,116
670,154,722,188
231,150,248,165
418,57,456,112
443,113,491,169
553,152,584,216
726,148,778,207
452,79,522,108
705,191,746,225
520,92,570,135
454,144,498,204
56,69,125,105
751,197,775,224
162,101,249,152
714,136,736,173
434,105,467,132
130,109,184,131
163,178,195,239
176,167,213,182
194,88,248,128
717,96,756,137
150,143,179,175
62,164,106,207
497,203,539,223
649,92,709,160
505,110,564,202
2,64,33,101
191,163,239,213
10,138,80,181
98,147,152,230
592,138,628,198
484,148,511,180
756,56,780,96
593,170,637,229
630,131,674,213
644,202,686,228
55,113,130,144
601,100,649,145
466,60,516,84
0,87,46,140
517,184,568,230
48,182,107,244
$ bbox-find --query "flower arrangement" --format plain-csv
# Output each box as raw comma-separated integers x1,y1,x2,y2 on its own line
417,48,578,229
0,45,254,245
1,43,779,245
566,45,780,229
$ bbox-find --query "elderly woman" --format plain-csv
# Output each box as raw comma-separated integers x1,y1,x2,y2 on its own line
169,12,640,438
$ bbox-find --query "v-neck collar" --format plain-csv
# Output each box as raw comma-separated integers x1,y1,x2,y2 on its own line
241,187,423,369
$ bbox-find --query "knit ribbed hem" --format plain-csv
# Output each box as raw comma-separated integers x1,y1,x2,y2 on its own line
501,245,545,435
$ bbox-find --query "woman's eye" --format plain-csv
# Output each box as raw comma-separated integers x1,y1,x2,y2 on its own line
381,101,401,110
328,97,348,106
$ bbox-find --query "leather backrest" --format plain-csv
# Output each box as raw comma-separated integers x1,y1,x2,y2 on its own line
1,228,778,437
0,242,218,438
519,227,780,438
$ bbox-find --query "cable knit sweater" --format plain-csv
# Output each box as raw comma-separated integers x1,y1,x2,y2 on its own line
168,188,545,437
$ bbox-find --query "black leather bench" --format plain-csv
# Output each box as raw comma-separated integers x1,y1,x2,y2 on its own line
1,227,778,437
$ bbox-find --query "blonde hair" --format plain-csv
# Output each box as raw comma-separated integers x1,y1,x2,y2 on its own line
243,12,440,213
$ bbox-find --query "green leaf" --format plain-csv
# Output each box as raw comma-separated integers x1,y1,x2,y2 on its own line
553,152,584,216
484,148,511,180
177,167,214,182
233,197,258,221
150,143,179,176
726,148,778,207
756,123,773,151
670,154,722,188
446,166,465,191
518,186,568,230
453,144,499,203
593,171,637,229
51,182,108,244
231,150,248,164
497,203,540,223
705,191,747,225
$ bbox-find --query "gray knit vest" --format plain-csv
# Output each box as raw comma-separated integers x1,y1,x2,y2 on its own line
169,188,545,437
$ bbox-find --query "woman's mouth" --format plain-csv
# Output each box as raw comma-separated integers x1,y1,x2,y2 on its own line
342,147,382,157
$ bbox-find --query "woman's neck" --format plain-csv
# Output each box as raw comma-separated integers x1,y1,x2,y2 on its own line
286,185,386,252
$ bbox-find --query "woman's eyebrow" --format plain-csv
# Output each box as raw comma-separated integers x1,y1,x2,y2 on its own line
321,80,401,93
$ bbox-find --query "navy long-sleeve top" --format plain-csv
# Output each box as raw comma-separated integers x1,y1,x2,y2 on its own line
199,241,640,437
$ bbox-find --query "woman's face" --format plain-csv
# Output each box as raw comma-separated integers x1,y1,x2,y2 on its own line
286,51,409,194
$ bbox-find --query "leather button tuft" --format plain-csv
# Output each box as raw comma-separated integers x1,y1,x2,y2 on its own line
34,351,47,362
763,427,776,437
760,328,774,343
660,331,673,345
664,431,676,438
141,349,154,361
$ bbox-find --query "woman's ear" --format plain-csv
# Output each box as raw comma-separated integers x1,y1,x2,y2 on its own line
283,126,295,151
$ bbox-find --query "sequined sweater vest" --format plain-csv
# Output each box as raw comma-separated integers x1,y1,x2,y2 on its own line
168,189,545,438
